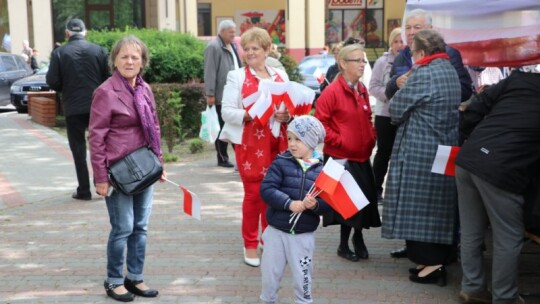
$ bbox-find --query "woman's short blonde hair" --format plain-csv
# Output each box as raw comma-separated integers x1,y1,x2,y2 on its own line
240,27,272,51
388,27,402,45
109,35,149,74
337,44,364,72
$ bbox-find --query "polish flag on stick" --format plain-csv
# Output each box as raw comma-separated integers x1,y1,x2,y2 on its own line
313,158,369,219
165,179,201,220
313,67,325,84
431,145,461,176
181,186,201,220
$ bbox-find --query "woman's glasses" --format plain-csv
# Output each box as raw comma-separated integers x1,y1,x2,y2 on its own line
344,58,368,64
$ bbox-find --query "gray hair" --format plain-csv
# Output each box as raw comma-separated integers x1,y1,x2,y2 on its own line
217,20,236,34
406,9,432,26
109,35,149,74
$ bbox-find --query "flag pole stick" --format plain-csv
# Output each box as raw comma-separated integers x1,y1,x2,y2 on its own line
290,212,302,233
164,178,180,187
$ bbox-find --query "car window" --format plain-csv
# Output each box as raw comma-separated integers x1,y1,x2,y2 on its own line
298,56,335,75
14,55,29,70
35,66,49,75
1,55,18,72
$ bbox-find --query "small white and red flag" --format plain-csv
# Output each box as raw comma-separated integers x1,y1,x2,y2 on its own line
247,81,316,132
431,145,461,176
164,179,201,220
313,158,369,219
181,186,201,220
313,67,325,84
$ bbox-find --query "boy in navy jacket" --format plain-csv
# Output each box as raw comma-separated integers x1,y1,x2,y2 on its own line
260,115,331,304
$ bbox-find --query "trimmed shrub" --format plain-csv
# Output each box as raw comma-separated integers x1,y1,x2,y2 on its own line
87,28,206,83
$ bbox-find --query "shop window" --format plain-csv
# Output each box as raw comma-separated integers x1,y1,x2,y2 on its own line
325,0,384,48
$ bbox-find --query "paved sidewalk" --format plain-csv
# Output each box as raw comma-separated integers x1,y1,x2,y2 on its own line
0,112,539,304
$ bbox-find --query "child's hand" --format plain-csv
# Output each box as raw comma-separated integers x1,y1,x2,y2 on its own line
289,200,306,213
303,195,317,210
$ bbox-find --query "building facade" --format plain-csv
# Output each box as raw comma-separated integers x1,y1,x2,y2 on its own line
0,0,404,63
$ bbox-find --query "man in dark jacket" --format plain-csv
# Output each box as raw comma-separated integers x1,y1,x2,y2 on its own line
46,18,109,201
204,20,242,168
454,66,540,304
385,8,472,259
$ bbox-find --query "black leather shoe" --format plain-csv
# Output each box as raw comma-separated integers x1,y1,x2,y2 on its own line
218,161,234,168
124,278,159,298
390,247,408,258
353,235,369,259
104,281,134,302
72,192,91,201
409,266,447,287
337,247,360,262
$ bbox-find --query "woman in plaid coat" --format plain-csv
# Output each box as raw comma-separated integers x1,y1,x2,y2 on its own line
382,30,460,286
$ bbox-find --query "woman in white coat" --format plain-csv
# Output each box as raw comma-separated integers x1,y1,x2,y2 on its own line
220,27,290,267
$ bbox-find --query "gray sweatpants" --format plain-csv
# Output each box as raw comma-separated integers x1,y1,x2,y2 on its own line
456,166,524,304
260,226,315,304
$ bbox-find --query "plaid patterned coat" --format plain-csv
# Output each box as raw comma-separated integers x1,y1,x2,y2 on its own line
382,58,460,245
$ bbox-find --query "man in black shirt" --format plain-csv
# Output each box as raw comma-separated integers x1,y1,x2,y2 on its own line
47,18,109,201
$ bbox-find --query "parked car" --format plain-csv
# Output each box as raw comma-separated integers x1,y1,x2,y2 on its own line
0,52,33,108
10,65,52,113
297,54,335,100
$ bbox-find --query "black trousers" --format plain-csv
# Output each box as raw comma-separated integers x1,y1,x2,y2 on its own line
372,116,397,195
66,114,91,196
214,104,230,164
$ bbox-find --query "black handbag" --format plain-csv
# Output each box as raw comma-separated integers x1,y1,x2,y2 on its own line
108,146,163,195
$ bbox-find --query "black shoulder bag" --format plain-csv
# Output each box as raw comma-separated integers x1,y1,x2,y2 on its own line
108,146,163,195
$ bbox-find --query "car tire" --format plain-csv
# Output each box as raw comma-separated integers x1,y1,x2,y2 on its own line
16,106,28,114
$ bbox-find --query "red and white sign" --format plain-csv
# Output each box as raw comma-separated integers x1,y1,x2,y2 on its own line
329,0,365,9
406,1,540,67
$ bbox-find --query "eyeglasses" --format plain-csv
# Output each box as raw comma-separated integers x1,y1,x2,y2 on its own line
344,58,367,64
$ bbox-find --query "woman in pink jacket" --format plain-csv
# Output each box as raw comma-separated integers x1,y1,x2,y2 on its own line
89,35,165,302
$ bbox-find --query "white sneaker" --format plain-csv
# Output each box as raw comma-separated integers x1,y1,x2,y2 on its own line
243,248,260,267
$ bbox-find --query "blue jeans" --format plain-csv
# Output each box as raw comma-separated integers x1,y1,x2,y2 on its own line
105,186,153,285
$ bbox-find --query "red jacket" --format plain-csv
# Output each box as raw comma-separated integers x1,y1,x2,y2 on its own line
314,75,376,162
89,72,162,183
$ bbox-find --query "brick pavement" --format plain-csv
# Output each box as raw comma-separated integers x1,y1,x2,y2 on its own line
1,112,539,304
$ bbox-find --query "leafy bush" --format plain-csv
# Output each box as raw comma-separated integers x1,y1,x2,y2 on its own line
156,90,183,153
87,28,206,83
163,152,179,163
280,54,303,83
188,138,204,154
152,83,205,140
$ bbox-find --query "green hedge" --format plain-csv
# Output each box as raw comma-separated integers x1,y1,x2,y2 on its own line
87,28,206,83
